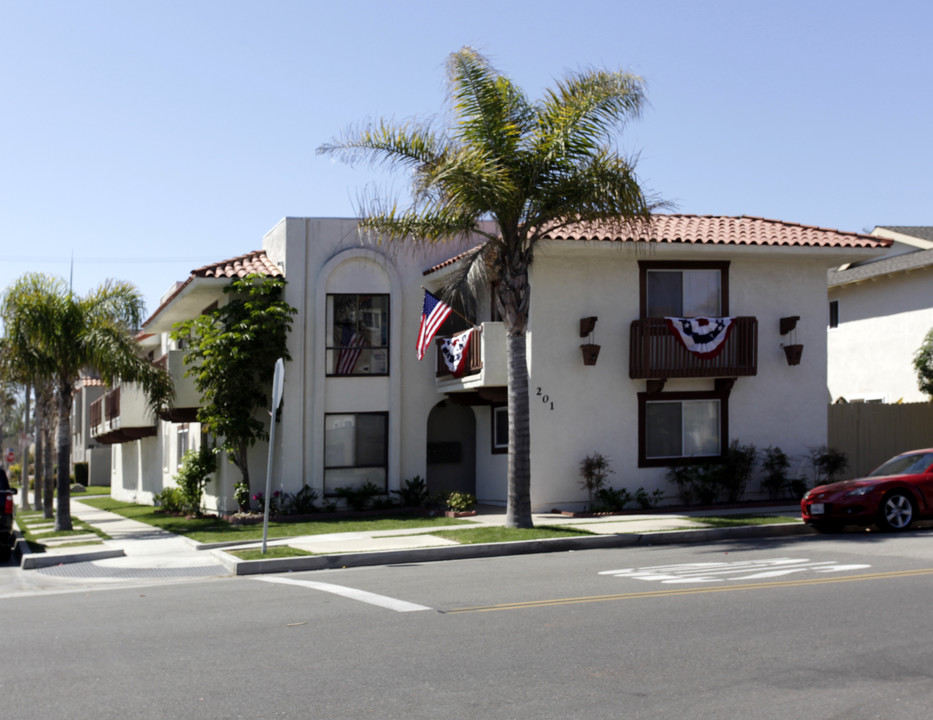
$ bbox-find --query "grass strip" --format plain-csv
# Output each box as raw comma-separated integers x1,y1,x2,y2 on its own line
15,512,110,551
689,515,799,528
228,546,315,560
430,525,595,544
78,497,469,543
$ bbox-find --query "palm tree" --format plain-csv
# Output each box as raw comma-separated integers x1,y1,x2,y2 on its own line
319,47,659,527
0,273,173,530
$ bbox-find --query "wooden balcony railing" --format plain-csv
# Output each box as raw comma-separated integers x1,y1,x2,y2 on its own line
89,385,157,444
629,316,758,379
89,397,102,429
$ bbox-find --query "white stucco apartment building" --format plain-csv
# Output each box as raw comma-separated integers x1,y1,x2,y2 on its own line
828,226,933,404
88,215,887,513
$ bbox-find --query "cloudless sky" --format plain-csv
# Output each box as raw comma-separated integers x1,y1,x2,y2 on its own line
1,0,930,317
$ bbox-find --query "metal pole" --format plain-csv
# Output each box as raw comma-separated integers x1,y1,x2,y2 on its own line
261,359,285,555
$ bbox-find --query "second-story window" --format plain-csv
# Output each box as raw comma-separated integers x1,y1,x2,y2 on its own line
326,294,390,376
640,261,729,318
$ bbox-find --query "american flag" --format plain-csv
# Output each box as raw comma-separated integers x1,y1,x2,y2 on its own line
336,325,367,374
416,290,453,360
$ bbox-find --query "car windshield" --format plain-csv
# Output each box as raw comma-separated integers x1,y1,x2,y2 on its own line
869,452,933,477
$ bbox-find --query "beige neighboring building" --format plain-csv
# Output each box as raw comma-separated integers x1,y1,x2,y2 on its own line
89,215,886,513
71,376,111,486
828,226,933,404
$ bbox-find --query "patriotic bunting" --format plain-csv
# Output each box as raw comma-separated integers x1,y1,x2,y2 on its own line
665,317,735,359
440,328,473,377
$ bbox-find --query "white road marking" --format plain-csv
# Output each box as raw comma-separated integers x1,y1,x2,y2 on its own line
256,576,432,612
599,557,871,583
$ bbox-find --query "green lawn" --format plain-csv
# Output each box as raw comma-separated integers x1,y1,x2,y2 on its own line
430,525,595,544
78,497,470,543
690,514,798,528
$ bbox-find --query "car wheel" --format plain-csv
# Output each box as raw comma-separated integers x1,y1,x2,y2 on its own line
0,545,10,563
877,491,916,531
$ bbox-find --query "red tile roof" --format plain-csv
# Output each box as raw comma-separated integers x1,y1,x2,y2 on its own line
143,250,282,328
190,250,283,279
542,215,889,249
422,215,888,275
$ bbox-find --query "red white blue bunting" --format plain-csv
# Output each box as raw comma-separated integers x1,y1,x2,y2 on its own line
440,328,473,377
665,317,735,359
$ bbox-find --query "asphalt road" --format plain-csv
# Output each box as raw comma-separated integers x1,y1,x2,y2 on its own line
4,530,933,719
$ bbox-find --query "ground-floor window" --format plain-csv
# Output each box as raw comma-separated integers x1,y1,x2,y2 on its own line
491,405,508,453
638,390,729,467
176,423,190,468
324,412,388,493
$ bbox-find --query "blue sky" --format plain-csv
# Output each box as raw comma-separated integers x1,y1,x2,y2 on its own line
1,0,930,316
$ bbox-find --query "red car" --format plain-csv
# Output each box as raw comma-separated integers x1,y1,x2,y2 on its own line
801,449,933,532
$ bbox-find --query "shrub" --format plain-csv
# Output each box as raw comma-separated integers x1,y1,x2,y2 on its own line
334,481,383,511
809,446,848,485
579,453,613,509
392,475,430,507
667,441,756,505
174,445,216,515
234,481,251,512
445,491,476,512
281,484,320,515
717,441,757,502
253,490,282,516
634,487,664,509
154,487,185,514
592,486,632,512
761,446,791,500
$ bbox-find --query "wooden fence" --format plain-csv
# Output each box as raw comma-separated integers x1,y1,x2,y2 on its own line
828,402,933,479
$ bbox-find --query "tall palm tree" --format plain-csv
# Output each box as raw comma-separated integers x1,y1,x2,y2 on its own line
319,47,659,527
1,273,173,530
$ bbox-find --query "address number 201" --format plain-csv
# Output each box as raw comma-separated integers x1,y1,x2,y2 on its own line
536,387,554,411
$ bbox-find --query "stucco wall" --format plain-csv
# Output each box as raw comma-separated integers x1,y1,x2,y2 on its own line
526,242,833,510
828,268,933,403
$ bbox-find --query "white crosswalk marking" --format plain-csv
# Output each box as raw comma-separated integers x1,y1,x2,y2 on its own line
599,557,871,583
256,576,433,612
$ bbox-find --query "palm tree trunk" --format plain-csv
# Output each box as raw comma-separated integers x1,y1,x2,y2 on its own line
42,419,54,519
54,389,73,531
20,384,31,509
33,409,43,512
505,332,533,528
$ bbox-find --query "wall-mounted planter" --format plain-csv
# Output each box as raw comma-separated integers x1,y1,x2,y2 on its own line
581,344,601,366
783,344,803,366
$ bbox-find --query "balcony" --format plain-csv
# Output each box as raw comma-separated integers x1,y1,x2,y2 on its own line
89,385,158,445
153,350,200,422
629,316,758,380
435,322,507,399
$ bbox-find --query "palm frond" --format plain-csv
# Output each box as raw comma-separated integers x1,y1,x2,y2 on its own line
437,242,499,322
317,118,446,172
535,69,645,163
447,47,535,160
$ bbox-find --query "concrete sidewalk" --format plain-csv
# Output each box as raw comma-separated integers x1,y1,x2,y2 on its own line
17,499,808,578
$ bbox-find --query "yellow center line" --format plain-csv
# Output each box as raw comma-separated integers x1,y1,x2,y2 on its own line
445,567,933,614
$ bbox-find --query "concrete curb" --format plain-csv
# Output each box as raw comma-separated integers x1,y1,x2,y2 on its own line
16,527,125,569
223,522,815,576
21,547,125,570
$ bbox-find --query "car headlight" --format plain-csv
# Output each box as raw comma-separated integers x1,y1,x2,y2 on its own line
844,486,873,498
803,489,812,500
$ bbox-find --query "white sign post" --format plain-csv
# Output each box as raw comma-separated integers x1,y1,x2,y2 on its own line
261,358,285,555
